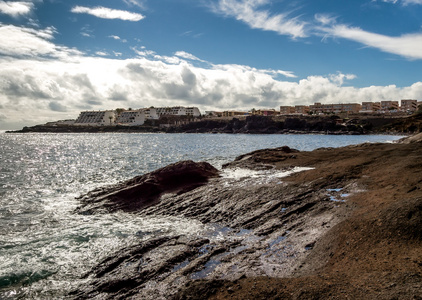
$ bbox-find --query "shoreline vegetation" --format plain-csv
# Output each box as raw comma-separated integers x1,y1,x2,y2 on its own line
71,133,422,299
7,113,422,135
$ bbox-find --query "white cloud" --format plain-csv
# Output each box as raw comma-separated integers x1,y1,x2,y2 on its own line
210,1,422,60
71,6,145,22
108,35,127,42
322,24,422,60
314,13,336,26
211,0,307,38
0,1,33,17
329,73,357,85
1,51,421,129
402,0,422,4
181,30,204,38
123,0,146,10
382,0,422,4
0,24,82,58
0,24,421,130
95,51,108,56
132,47,156,57
261,70,297,78
174,51,206,62
80,24,94,38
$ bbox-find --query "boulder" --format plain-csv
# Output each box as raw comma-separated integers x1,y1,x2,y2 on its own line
76,160,219,213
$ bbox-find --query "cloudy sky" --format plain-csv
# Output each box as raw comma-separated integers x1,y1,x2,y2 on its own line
0,0,421,129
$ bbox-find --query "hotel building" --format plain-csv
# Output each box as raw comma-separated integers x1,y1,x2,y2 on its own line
116,110,146,125
74,110,116,126
156,106,201,117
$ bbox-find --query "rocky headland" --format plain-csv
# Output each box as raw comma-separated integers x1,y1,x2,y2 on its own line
71,133,422,299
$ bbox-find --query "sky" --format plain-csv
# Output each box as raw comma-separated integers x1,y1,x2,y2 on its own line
0,0,422,129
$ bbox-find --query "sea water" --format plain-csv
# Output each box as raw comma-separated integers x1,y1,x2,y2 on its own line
0,132,403,298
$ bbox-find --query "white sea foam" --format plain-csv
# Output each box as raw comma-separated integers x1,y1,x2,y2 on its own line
222,167,314,181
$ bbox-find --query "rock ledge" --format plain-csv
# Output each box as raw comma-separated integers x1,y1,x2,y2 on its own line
76,160,219,213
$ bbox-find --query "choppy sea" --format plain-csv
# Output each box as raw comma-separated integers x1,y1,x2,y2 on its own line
0,132,404,298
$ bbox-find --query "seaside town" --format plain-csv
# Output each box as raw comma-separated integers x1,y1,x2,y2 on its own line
48,99,421,127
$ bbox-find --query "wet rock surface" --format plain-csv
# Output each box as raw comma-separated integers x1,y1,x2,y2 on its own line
72,136,422,299
75,160,219,213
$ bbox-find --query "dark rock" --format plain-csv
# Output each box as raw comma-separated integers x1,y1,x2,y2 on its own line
222,146,300,169
75,160,219,213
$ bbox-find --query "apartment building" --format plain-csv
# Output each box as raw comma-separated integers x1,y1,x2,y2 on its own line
309,103,324,114
155,106,201,118
142,108,159,120
381,101,399,111
342,103,362,113
185,107,201,116
280,105,310,114
400,99,418,112
295,105,310,114
251,109,279,116
74,110,116,126
308,103,361,114
116,110,146,126
222,111,248,117
280,106,295,114
280,100,420,115
361,102,381,112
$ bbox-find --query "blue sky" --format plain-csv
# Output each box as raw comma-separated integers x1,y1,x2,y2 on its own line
0,0,421,129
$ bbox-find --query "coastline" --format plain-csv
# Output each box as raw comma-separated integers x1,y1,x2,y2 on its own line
6,114,422,135
70,133,422,299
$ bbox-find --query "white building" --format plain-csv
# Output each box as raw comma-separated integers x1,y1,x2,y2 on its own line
156,107,179,117
142,108,159,120
155,106,201,118
74,111,116,126
186,107,201,116
116,110,146,125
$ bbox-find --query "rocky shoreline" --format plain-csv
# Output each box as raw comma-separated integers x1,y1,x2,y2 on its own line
8,113,422,135
71,133,422,299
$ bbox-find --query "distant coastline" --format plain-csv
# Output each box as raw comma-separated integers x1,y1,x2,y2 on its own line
7,113,422,135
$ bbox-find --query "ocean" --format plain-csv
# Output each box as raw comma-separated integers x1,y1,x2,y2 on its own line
0,132,404,298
